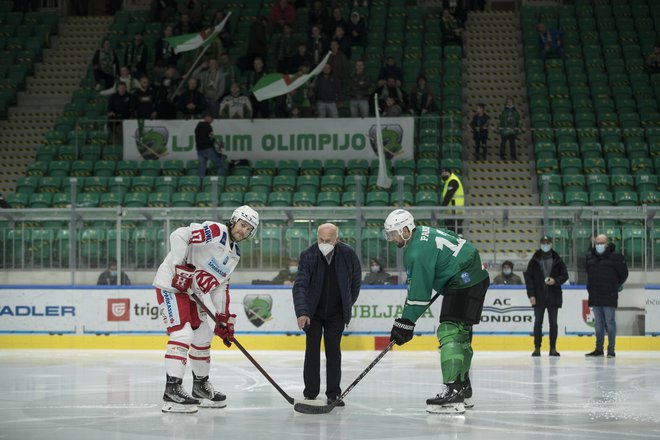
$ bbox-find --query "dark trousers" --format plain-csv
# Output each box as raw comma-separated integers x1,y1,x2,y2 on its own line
474,135,487,159
93,69,115,89
499,135,517,159
303,312,345,400
533,306,558,349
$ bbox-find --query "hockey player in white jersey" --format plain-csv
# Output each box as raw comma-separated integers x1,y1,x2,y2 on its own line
153,205,259,413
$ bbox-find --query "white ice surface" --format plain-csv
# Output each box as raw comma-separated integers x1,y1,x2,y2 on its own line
2,350,660,439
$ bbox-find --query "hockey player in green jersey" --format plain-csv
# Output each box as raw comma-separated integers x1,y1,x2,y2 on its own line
384,209,490,414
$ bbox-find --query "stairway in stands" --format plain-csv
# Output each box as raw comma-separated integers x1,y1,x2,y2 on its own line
0,15,111,196
461,10,539,265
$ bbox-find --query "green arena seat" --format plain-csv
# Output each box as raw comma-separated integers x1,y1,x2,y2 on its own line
201,176,224,193
341,191,365,206
246,175,271,193
267,192,292,207
583,157,607,174
79,228,106,266
194,192,212,207
253,160,276,175
171,192,195,207
162,160,185,176
634,175,657,193
147,192,170,207
108,176,130,195
610,174,634,191
259,227,283,260
82,176,108,193
80,145,101,161
155,176,178,194
243,191,268,207
639,190,659,206
607,158,630,175
560,157,582,175
69,160,93,177
316,192,340,207
15,176,39,194
622,226,645,264
51,193,71,208
30,229,54,265
631,157,653,175
55,144,77,160
277,160,299,176
139,160,161,177
219,192,244,207
106,229,130,263
589,191,614,206
534,142,556,159
130,228,156,268
393,159,415,176
77,193,99,207
115,160,138,176
123,192,148,207
565,190,588,206
48,160,70,177
292,191,316,207
558,142,579,158
222,175,247,192
366,191,389,207
346,160,368,176
614,191,639,206
29,192,52,208
416,158,439,175
177,176,200,192
285,227,310,258
538,174,561,192
99,193,122,207
323,159,345,176
536,158,558,175
320,175,343,192
416,175,440,191
542,191,563,205
130,176,154,192
94,160,116,177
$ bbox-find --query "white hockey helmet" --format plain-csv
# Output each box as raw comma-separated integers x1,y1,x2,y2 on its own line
230,205,259,239
383,209,415,241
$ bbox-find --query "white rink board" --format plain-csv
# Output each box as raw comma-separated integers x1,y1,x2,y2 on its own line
0,286,604,336
646,286,660,335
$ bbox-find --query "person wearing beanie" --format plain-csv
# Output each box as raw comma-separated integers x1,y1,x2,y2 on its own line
492,260,522,285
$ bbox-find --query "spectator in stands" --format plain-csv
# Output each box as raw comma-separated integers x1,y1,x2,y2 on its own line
346,12,366,47
525,235,568,357
440,166,464,234
332,25,352,60
132,76,158,119
155,25,178,71
272,258,299,285
377,56,403,87
274,24,297,73
219,53,239,97
288,62,313,117
97,258,131,286
154,66,180,119
449,0,468,26
92,38,119,91
497,97,521,160
376,76,408,112
219,83,253,119
585,234,628,358
107,82,132,138
195,111,225,177
645,44,660,74
313,63,341,118
440,8,463,50
348,59,371,118
308,1,329,33
178,0,204,27
290,42,313,74
537,22,565,60
125,32,149,78
409,75,434,116
242,16,269,71
492,260,522,285
308,24,330,65
326,7,348,38
382,96,402,117
328,40,350,93
173,13,197,36
178,77,206,119
195,58,226,118
270,0,296,33
152,0,177,22
100,65,138,96
210,9,233,49
245,57,270,118
0,194,10,209
363,259,391,285
470,103,490,160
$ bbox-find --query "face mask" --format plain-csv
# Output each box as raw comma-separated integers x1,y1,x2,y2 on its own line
502,268,512,276
318,243,335,256
288,266,298,274
541,244,552,253
371,265,380,273
595,244,606,255
110,271,117,277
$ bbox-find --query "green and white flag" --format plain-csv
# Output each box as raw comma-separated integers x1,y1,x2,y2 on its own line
165,12,231,54
252,52,331,102
374,93,392,189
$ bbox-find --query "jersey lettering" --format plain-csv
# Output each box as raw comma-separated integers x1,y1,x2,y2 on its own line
195,270,220,294
435,236,466,257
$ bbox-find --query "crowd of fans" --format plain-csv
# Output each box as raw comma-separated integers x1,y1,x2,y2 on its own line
93,0,479,123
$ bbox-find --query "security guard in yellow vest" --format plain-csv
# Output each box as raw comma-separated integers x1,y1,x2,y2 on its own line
440,167,464,234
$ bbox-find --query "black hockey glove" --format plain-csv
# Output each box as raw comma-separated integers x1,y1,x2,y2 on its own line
390,318,415,346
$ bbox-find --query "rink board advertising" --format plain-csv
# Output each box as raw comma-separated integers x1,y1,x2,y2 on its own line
122,117,415,162
0,286,642,336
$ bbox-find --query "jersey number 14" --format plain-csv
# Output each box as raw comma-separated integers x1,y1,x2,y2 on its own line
435,235,466,257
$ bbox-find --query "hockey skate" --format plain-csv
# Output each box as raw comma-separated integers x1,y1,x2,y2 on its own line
162,375,200,413
426,382,465,414
192,373,227,408
461,377,474,409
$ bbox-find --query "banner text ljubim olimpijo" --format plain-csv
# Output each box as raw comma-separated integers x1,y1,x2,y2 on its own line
122,117,414,162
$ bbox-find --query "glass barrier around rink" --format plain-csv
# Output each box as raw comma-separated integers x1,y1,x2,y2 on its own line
0,205,657,285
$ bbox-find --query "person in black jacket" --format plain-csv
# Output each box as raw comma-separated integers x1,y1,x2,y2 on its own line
292,223,361,405
585,234,628,358
524,235,569,357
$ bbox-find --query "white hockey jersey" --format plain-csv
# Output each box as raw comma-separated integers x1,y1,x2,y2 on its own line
153,221,240,314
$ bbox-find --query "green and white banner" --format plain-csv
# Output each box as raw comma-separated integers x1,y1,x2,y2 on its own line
122,117,414,162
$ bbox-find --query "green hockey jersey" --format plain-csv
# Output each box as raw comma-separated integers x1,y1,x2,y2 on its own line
401,226,488,322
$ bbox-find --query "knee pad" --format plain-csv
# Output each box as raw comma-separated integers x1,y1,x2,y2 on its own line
192,321,213,347
437,321,471,347
169,322,194,346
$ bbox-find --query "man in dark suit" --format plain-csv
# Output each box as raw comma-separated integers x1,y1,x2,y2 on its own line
292,223,361,405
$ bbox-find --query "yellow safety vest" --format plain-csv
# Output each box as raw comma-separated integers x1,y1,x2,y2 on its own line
441,172,464,207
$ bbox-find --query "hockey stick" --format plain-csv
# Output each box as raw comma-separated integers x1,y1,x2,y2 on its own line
189,292,301,406
293,293,442,415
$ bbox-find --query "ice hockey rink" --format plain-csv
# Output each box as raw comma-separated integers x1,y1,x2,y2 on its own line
2,349,660,440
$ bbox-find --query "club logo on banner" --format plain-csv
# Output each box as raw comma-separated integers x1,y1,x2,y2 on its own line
368,124,404,159
582,300,595,328
243,295,274,327
107,299,130,321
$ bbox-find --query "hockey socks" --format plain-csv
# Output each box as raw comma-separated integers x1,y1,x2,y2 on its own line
437,322,471,384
